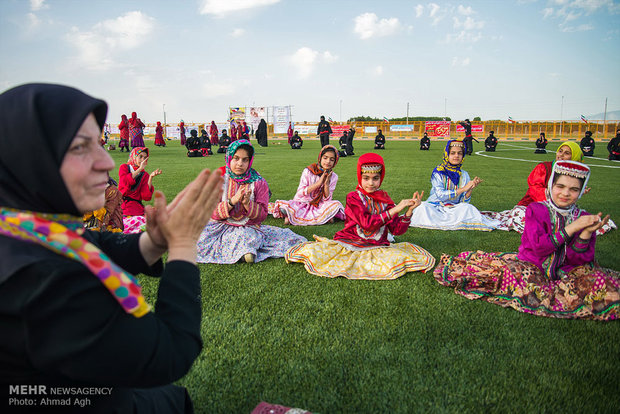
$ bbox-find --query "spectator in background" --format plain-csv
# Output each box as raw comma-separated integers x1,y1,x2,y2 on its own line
420,131,430,150
608,129,620,160
179,120,186,146
287,122,294,145
535,132,548,154
374,129,386,150
580,130,595,156
217,129,231,153
346,127,356,156
484,130,498,152
338,130,348,156
317,115,332,147
290,131,303,149
129,112,145,148
209,121,219,145
256,118,268,147
186,129,202,157
154,121,166,147
118,114,130,152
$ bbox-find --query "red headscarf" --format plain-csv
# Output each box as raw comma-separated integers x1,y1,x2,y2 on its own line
356,153,392,204
127,147,149,169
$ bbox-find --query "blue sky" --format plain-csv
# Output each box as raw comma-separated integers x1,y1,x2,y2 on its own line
1,0,619,124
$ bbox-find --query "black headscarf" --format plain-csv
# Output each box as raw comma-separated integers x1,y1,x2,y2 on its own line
0,83,107,216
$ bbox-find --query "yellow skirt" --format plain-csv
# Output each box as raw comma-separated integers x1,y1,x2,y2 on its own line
285,235,436,280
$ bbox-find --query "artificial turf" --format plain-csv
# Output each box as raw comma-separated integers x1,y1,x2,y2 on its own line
109,137,619,413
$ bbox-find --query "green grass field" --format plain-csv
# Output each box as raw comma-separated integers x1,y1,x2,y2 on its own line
109,138,619,413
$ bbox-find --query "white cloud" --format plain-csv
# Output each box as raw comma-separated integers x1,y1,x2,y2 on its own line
353,13,401,40
289,47,318,79
453,16,484,30
373,65,384,76
231,28,245,37
560,23,594,32
445,31,482,43
27,12,40,29
451,56,471,66
542,7,554,18
199,0,281,17
429,3,440,17
66,11,155,70
30,0,48,11
457,5,474,15
322,51,338,63
288,47,337,79
203,82,236,97
415,4,424,18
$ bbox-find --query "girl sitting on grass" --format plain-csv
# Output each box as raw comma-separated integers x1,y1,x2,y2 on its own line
434,160,619,320
409,140,500,231
196,140,306,263
285,153,435,280
119,147,162,234
270,145,345,226
480,141,615,235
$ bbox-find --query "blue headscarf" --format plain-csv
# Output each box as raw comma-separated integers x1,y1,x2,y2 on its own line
225,139,263,184
432,140,465,186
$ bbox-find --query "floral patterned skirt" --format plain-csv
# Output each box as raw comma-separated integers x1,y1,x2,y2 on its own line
285,235,436,280
269,199,345,226
196,222,306,264
481,205,617,235
434,251,620,320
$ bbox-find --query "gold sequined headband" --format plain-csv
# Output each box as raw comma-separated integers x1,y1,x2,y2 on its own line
360,163,382,174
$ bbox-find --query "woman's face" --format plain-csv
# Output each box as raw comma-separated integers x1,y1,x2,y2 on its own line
320,151,336,170
448,146,464,165
60,113,115,214
230,148,251,175
556,145,572,160
361,172,381,193
551,175,581,208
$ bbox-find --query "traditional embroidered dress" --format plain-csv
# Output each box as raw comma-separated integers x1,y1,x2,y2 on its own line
119,147,154,234
434,161,619,320
179,121,186,146
287,123,294,144
128,112,145,148
481,141,616,235
286,153,435,280
409,140,500,231
270,145,345,225
209,121,219,145
118,114,129,151
196,140,306,264
83,177,124,232
154,121,165,146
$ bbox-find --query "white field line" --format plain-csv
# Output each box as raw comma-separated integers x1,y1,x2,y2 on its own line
474,149,620,168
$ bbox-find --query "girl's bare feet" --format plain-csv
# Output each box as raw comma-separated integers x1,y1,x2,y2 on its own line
284,217,290,225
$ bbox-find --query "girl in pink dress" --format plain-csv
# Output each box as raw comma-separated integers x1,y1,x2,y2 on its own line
270,145,345,226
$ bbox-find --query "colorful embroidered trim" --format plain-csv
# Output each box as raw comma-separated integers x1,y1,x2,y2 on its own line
0,207,150,317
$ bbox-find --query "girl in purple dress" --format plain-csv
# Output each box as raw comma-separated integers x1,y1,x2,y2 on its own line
270,145,345,226
196,140,306,263
434,160,619,320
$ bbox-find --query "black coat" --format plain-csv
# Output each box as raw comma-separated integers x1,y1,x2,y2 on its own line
256,119,268,147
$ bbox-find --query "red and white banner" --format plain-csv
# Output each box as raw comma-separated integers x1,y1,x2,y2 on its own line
456,124,484,133
425,121,451,137
331,125,351,136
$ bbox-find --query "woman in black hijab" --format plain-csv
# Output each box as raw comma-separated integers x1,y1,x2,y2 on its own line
256,118,268,147
0,83,223,413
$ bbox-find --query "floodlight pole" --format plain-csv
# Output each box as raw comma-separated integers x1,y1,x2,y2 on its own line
163,104,167,138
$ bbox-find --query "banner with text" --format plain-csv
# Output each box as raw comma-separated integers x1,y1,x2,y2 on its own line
390,125,414,132
456,124,484,133
424,121,451,137
331,125,351,136
272,106,290,134
364,126,378,134
247,107,267,131
229,107,246,122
